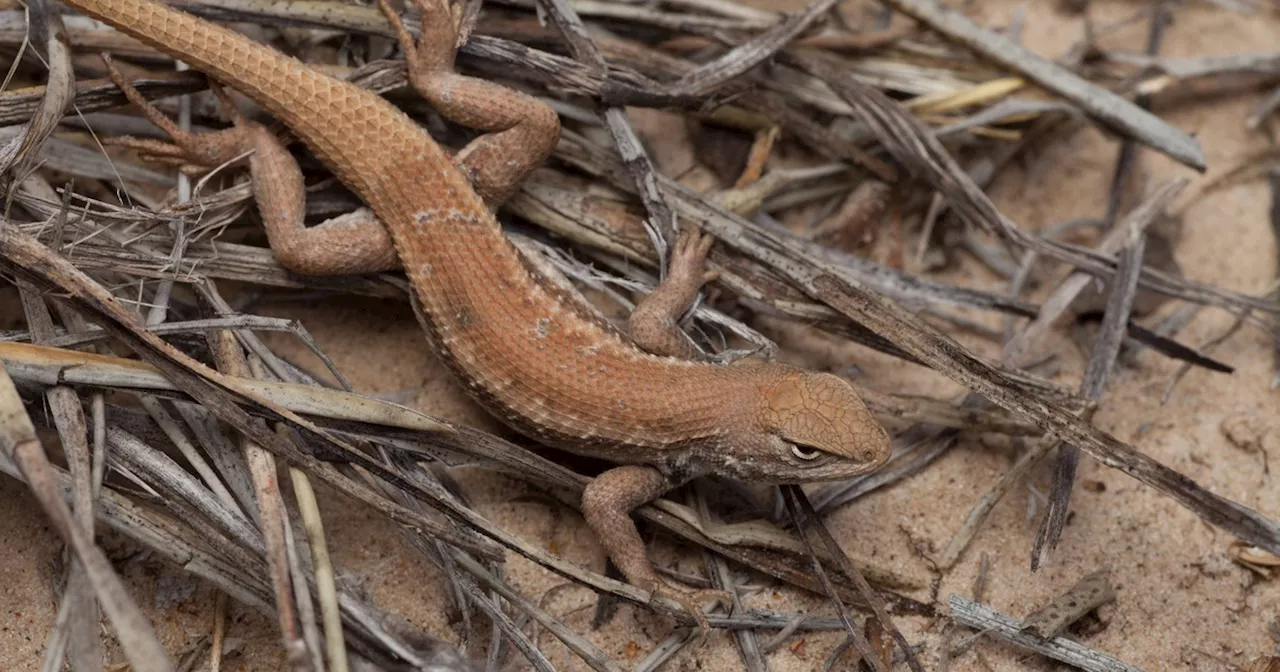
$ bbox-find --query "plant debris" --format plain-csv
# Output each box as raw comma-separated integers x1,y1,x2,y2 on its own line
2,0,1278,669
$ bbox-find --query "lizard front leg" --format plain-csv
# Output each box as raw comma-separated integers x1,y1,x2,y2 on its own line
102,57,400,276
582,465,731,634
627,227,721,359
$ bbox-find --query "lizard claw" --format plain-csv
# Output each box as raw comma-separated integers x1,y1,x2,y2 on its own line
651,581,733,643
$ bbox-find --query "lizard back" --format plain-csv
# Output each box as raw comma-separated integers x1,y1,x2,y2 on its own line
67,0,757,459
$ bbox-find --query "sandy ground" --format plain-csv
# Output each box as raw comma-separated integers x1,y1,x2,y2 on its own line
4,0,1280,670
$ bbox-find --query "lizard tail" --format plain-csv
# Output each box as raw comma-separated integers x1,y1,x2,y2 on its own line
63,0,445,194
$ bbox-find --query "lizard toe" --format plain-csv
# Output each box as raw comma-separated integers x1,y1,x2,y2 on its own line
652,582,733,643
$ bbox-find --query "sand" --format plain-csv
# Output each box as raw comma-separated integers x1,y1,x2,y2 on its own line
3,0,1280,669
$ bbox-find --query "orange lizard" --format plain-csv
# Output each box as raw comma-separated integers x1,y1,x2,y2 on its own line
62,0,891,630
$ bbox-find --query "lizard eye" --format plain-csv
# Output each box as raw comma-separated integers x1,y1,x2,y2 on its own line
790,443,823,460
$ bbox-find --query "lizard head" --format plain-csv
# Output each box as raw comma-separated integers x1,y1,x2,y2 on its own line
729,368,890,483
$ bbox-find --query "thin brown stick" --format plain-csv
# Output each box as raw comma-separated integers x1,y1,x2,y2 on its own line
782,486,892,672
207,329,312,669
949,595,1136,672
1033,217,1149,568
0,367,172,671
878,0,1204,170
0,220,504,560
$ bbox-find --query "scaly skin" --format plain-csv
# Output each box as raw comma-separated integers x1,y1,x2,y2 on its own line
64,0,891,629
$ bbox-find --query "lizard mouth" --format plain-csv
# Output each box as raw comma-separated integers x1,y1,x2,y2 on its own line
717,455,887,484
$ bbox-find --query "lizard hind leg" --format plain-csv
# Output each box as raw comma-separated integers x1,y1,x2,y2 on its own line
100,53,400,276
100,53,255,169
374,0,560,207
581,465,732,637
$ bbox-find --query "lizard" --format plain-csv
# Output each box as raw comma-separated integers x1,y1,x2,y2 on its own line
61,0,892,630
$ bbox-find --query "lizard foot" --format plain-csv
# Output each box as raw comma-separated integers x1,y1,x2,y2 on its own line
375,0,461,83
651,581,733,642
666,226,720,289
